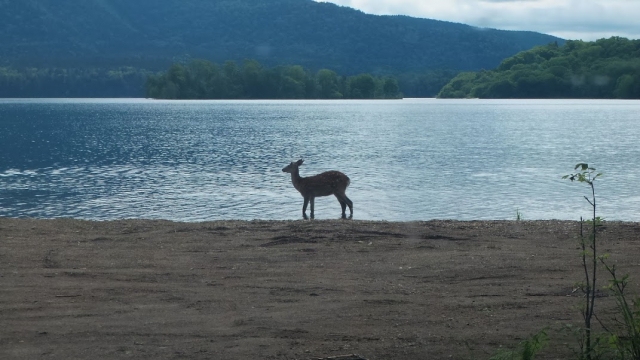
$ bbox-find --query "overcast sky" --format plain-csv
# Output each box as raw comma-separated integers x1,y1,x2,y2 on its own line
316,0,640,41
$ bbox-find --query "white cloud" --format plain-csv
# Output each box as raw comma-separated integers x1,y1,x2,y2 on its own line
316,0,640,40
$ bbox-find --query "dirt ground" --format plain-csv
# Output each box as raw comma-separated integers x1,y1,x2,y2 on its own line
1,218,640,360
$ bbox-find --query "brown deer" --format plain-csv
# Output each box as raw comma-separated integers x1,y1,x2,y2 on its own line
282,159,353,220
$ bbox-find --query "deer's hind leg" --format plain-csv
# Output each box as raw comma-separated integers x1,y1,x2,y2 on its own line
335,193,353,219
344,196,353,217
335,194,347,218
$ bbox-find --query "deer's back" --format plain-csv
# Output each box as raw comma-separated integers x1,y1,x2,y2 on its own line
300,171,350,197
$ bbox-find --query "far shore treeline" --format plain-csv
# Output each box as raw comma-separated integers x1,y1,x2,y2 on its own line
0,64,454,98
145,59,404,100
2,36,638,99
438,37,640,99
0,67,150,98
0,64,455,98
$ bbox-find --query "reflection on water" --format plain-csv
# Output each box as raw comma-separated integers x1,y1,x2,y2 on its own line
1,98,639,221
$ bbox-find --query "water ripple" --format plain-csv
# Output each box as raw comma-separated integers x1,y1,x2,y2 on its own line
1,99,639,221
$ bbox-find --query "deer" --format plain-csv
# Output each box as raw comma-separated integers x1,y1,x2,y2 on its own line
282,159,353,220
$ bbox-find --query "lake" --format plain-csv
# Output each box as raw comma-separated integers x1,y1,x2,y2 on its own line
1,98,639,221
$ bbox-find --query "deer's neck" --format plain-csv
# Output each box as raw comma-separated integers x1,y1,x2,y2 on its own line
290,169,305,193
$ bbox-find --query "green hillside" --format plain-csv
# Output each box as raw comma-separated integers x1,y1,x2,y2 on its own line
438,37,640,99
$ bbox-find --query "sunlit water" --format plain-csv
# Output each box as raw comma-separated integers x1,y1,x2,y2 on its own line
1,98,639,221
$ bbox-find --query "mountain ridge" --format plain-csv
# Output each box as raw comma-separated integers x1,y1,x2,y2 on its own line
0,0,562,74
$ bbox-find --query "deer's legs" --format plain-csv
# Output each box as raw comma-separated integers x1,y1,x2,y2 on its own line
336,193,353,219
302,197,310,220
335,194,347,218
310,197,315,219
344,195,353,217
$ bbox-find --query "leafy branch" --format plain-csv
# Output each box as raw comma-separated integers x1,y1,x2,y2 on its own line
563,163,603,360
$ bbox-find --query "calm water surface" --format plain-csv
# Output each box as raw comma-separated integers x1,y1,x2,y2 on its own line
1,98,639,221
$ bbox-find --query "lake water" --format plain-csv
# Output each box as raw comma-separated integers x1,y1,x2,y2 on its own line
1,98,639,222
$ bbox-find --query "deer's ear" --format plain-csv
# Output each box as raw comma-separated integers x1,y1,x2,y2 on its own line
297,159,304,166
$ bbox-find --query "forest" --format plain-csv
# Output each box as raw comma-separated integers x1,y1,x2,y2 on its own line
145,60,403,99
0,64,456,98
438,37,640,99
0,67,149,98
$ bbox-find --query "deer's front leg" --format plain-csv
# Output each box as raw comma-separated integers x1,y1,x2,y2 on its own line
310,197,315,220
302,196,309,220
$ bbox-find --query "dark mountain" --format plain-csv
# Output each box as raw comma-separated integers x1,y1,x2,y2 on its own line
0,0,562,74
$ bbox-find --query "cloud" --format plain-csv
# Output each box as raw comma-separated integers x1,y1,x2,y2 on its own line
316,0,640,40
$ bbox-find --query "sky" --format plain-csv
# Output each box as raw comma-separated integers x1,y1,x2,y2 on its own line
315,0,640,41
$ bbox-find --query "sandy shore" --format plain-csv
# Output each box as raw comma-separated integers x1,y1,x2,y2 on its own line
2,218,640,359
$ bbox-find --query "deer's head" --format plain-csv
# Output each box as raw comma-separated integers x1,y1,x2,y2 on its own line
282,159,304,173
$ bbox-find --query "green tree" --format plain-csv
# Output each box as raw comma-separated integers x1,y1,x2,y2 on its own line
166,63,189,98
187,59,218,99
348,74,376,98
382,78,400,98
614,74,640,99
316,69,341,98
223,60,243,98
279,65,307,98
242,59,264,98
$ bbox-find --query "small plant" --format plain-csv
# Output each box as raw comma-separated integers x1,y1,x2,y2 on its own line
600,260,640,359
563,163,603,360
488,329,549,360
564,164,640,360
